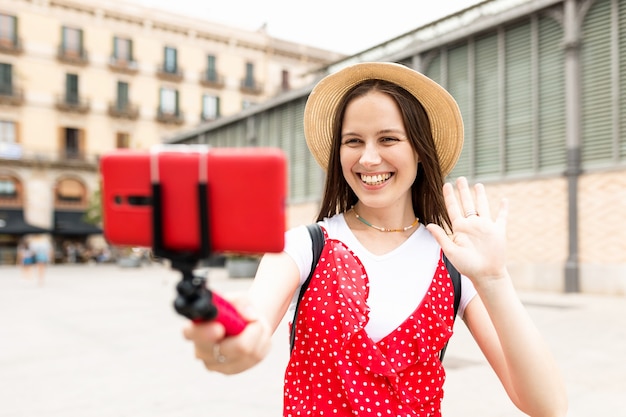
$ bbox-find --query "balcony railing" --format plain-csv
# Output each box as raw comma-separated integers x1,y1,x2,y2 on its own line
0,85,24,106
57,46,89,66
108,56,139,75
60,149,86,161
108,102,139,120
0,146,100,167
199,71,225,88
239,78,263,95
156,65,184,82
55,94,90,114
156,108,184,125
200,113,219,123
0,37,23,55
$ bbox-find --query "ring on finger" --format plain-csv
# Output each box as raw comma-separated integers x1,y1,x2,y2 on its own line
212,344,227,363
465,209,479,218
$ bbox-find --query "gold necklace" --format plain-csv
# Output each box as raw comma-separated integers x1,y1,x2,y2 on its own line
351,206,419,232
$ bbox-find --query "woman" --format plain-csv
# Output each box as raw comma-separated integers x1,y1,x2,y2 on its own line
17,237,34,278
183,62,567,416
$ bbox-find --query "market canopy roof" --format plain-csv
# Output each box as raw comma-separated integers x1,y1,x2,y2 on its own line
53,210,102,236
0,208,51,235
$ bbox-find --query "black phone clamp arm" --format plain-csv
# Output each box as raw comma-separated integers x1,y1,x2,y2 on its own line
151,181,215,322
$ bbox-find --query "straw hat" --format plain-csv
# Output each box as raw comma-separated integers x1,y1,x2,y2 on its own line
303,62,464,176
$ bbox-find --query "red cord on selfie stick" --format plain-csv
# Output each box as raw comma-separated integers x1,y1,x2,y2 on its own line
150,165,247,336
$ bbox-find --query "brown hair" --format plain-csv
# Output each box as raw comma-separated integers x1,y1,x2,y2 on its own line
315,79,451,230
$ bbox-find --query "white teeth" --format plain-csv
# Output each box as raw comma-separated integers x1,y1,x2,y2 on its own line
361,173,391,185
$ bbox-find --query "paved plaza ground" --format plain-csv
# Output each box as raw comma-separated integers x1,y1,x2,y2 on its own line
0,263,624,416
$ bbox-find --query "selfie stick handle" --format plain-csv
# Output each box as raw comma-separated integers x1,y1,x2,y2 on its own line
172,266,246,336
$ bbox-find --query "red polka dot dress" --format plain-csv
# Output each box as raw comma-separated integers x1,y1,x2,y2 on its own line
285,232,456,417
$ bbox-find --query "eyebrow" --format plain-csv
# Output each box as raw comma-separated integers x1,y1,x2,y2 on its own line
341,128,406,138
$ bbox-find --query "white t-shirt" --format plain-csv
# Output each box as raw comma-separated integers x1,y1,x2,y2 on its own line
284,213,477,342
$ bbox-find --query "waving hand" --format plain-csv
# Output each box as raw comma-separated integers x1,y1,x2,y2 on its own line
426,176,509,285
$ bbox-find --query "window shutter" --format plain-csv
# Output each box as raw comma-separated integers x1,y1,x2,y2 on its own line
581,0,613,166
504,21,533,174
14,121,20,144
425,53,442,85
619,0,626,160
66,74,78,102
474,33,501,177
537,14,566,171
447,44,471,179
117,81,129,107
290,100,307,200
256,112,271,148
79,128,85,158
0,63,11,88
266,108,280,148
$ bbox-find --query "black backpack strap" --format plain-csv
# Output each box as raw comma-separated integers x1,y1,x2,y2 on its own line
289,223,324,353
439,253,462,361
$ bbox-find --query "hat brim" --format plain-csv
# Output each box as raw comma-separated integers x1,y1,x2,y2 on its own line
304,62,464,176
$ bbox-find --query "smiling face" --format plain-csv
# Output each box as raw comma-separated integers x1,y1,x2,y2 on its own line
340,90,419,210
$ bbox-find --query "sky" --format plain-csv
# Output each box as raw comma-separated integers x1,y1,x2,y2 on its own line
130,0,484,55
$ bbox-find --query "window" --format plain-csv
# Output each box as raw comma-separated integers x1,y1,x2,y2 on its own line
109,82,137,119
159,87,178,114
0,120,19,158
55,178,85,205
201,94,219,121
113,36,133,62
61,26,83,56
0,176,18,202
116,132,130,148
199,55,223,87
281,69,290,91
65,73,79,103
61,127,84,159
0,120,16,144
0,14,17,46
244,62,255,88
206,55,217,81
164,47,177,73
116,81,129,109
0,63,12,95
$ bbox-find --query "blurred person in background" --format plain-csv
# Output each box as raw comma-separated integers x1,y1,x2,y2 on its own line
16,236,35,279
29,234,53,286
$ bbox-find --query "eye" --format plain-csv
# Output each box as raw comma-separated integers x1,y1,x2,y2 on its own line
380,136,400,144
342,137,363,146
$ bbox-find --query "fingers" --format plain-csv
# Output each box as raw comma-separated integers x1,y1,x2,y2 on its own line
425,223,455,255
455,177,476,217
442,182,462,223
473,182,492,219
448,177,491,220
183,320,226,364
495,197,509,228
182,302,271,375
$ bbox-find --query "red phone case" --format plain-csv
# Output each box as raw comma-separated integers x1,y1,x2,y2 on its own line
100,147,287,255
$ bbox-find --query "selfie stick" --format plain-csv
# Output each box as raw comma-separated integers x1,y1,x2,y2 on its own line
150,150,246,336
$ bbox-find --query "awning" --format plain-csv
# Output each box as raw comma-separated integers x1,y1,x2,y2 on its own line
53,210,102,236
0,208,51,235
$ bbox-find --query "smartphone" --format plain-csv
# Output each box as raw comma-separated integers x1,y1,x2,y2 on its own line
100,146,287,255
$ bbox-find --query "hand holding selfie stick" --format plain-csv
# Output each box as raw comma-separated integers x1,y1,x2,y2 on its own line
151,162,246,336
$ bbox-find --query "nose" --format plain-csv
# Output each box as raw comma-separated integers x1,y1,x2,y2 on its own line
359,142,382,167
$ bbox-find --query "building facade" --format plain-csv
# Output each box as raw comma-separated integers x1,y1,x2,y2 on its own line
169,0,626,295
0,0,345,263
